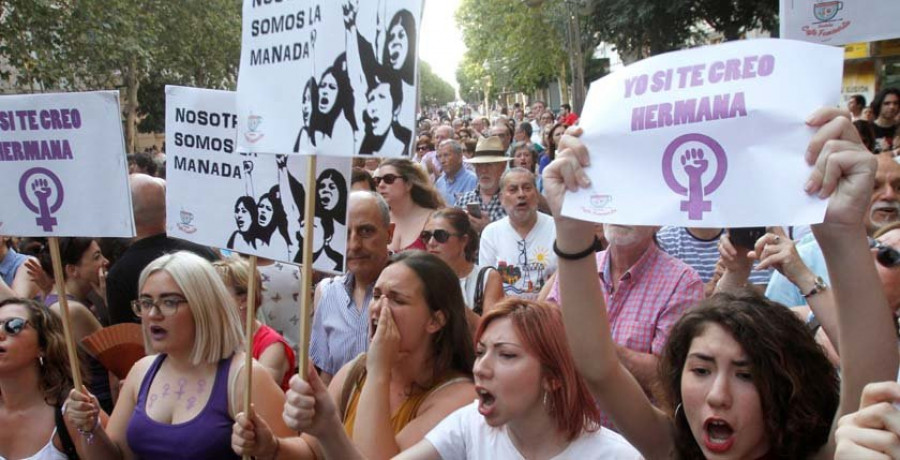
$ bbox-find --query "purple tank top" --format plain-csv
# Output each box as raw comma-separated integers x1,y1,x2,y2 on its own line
126,354,239,459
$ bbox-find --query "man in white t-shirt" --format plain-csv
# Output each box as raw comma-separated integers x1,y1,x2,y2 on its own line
479,168,556,300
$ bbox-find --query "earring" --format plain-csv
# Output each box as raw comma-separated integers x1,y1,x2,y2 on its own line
39,356,44,367
674,402,683,420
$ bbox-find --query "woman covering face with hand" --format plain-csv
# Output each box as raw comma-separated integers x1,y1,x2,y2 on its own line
543,109,899,459
234,252,476,460
64,251,294,460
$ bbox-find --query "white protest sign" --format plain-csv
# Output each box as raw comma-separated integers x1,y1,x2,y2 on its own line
0,91,134,237
562,39,842,228
236,0,422,157
781,0,900,45
166,85,350,273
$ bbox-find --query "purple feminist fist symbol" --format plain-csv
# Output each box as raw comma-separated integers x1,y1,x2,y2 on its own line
18,168,65,231
661,134,728,221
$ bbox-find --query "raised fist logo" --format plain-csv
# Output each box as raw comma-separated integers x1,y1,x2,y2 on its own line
662,134,728,221
19,168,65,232
681,148,709,177
32,178,52,201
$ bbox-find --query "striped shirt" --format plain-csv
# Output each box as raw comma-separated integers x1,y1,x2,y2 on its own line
309,273,373,376
657,226,773,285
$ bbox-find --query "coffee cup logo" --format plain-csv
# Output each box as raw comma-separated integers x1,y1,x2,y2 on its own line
244,113,265,144
813,0,843,22
177,208,197,233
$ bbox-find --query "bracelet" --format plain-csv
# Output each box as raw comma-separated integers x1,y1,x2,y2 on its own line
77,416,100,445
553,236,599,260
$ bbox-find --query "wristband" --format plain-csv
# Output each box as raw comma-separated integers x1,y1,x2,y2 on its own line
553,236,600,260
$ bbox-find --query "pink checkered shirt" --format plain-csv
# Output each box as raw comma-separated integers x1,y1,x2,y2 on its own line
547,244,703,355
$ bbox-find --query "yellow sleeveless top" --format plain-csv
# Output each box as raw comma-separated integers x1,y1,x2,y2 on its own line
342,370,470,437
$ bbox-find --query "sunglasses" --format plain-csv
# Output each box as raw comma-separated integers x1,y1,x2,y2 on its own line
373,173,404,186
870,237,900,268
0,317,30,336
416,145,429,151
420,229,461,244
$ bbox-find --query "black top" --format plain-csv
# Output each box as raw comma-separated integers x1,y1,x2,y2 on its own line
873,123,897,154
106,233,219,325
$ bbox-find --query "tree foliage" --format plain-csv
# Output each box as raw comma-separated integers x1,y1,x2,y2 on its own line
456,0,567,98
419,60,455,108
0,0,240,149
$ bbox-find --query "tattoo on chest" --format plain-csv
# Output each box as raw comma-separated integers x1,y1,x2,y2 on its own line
148,393,158,409
186,396,197,411
196,379,207,394
162,383,171,398
175,378,187,400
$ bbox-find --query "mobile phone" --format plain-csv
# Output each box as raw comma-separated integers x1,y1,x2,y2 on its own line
727,227,767,250
466,203,482,219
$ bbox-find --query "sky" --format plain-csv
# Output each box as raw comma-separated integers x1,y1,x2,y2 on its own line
419,0,465,94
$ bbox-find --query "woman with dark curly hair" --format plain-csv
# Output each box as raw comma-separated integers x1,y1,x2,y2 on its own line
375,158,444,252
544,108,899,459
227,196,260,253
0,297,95,459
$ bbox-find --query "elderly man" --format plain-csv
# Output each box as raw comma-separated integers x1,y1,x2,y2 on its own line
106,174,219,325
456,136,512,233
766,152,900,306
471,116,487,137
490,122,514,152
310,191,393,384
545,224,703,395
479,168,557,300
435,139,477,206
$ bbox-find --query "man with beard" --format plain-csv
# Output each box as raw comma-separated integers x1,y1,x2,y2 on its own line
455,136,512,233
872,87,899,154
309,191,393,384
765,153,900,306
479,168,557,300
544,224,703,400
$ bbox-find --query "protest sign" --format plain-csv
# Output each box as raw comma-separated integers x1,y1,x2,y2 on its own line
236,0,423,157
166,85,350,273
562,39,842,228
781,0,900,45
0,91,134,237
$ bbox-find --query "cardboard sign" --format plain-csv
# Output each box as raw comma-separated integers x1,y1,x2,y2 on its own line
562,39,843,227
166,86,350,273
0,91,134,237
236,0,423,157
781,0,900,45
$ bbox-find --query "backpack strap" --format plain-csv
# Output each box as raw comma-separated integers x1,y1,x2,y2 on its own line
473,266,494,315
56,403,80,460
339,353,368,421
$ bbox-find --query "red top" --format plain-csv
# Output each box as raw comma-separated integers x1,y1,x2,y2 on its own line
252,324,296,391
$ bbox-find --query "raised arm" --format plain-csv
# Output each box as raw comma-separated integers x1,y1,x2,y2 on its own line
803,108,900,457
542,128,673,459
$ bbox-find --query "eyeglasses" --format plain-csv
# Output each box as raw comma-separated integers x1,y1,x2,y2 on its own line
869,237,900,268
0,317,29,336
416,145,429,151
373,173,404,186
420,229,461,244
131,296,188,317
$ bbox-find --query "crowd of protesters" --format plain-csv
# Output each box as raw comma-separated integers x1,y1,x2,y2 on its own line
1,87,900,460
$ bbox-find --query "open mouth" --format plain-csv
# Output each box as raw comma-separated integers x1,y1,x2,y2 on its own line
476,387,496,416
703,418,735,453
390,51,400,63
370,316,378,339
872,206,899,220
148,325,168,341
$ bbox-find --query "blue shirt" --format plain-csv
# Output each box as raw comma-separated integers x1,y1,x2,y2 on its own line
309,273,373,375
764,234,828,307
0,248,27,286
436,167,478,207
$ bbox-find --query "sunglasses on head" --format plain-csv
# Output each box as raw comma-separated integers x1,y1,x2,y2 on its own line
373,173,404,186
870,237,900,268
420,229,460,244
0,317,30,336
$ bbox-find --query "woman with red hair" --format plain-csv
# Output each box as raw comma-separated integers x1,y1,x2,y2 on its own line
268,299,640,459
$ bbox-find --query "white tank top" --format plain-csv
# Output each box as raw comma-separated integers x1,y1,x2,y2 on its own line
0,428,68,460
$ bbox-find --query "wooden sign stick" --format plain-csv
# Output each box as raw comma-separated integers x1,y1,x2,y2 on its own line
299,154,318,378
241,254,259,460
48,237,84,390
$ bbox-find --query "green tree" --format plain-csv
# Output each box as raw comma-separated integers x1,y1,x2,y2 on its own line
0,0,240,151
695,0,778,41
419,61,455,108
456,0,567,101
